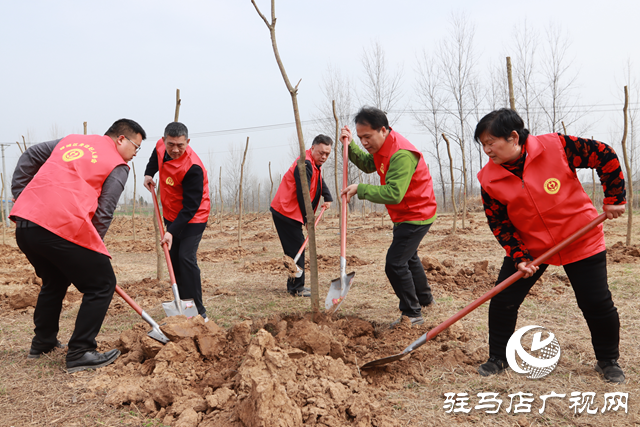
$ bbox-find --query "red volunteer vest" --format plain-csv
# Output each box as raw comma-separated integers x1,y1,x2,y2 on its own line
10,135,127,257
270,149,322,223
156,139,211,223
477,133,605,266
372,130,437,223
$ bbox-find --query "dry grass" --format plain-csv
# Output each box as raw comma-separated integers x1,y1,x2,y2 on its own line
1,211,639,425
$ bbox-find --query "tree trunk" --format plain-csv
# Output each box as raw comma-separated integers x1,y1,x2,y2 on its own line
252,0,320,312
174,89,181,122
238,137,249,247
442,133,457,234
332,100,341,218
153,183,164,280
219,166,223,230
83,121,87,135
269,161,274,229
506,57,516,111
0,173,4,245
621,86,632,245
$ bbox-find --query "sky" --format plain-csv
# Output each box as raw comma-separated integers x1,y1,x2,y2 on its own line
1,0,639,202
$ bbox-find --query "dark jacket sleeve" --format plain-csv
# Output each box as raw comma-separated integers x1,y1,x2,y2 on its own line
166,164,204,236
321,176,333,202
11,139,61,199
92,165,129,239
293,160,314,223
144,148,159,177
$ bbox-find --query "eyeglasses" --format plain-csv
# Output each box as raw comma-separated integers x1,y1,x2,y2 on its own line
125,137,141,153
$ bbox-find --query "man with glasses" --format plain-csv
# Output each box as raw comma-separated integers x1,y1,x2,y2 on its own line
10,118,146,372
144,122,210,320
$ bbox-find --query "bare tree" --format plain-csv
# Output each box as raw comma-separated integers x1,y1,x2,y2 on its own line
511,20,541,133
132,163,137,241
238,137,249,247
620,86,633,245
437,13,479,227
536,24,588,134
414,49,449,210
442,133,457,233
360,40,404,125
252,0,321,311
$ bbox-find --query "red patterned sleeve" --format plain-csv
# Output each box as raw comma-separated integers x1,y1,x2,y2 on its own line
481,186,533,266
560,134,626,205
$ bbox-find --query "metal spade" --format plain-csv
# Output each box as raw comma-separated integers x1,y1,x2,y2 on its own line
115,285,170,344
152,189,199,318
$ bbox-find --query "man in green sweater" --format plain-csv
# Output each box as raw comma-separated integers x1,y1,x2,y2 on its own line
341,107,438,326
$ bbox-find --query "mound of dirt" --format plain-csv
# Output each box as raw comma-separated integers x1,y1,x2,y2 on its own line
422,255,496,297
106,217,156,239
0,274,82,312
608,241,640,263
88,313,480,426
247,231,276,241
242,258,288,275
310,255,371,270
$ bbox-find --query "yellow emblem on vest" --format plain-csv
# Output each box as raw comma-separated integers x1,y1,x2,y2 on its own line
62,148,84,162
380,163,385,174
166,177,175,186
544,178,560,195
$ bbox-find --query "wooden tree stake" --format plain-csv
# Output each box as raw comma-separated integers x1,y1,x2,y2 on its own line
620,86,632,245
238,137,249,247
442,133,457,234
506,57,516,111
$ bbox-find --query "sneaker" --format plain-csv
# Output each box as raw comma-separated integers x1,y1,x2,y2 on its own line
595,360,625,384
421,296,437,308
390,315,424,328
28,340,66,359
289,289,311,297
478,357,508,377
302,287,311,292
66,349,121,373
202,314,209,323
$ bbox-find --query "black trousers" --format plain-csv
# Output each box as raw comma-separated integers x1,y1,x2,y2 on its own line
16,226,116,361
165,222,206,317
271,210,305,293
488,251,620,361
385,223,433,317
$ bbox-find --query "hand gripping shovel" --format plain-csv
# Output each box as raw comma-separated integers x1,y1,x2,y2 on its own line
360,213,607,369
151,189,199,318
325,137,355,313
288,206,326,278
115,285,170,344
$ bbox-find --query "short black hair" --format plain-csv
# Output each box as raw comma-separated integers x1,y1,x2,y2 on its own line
312,134,333,146
354,107,389,131
474,108,529,146
164,122,189,139
105,119,147,140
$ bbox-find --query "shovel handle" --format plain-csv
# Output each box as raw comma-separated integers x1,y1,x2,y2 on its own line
115,285,143,316
293,206,326,263
415,213,607,350
151,189,178,286
341,135,348,260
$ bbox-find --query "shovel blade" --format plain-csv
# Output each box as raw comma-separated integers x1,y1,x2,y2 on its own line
360,352,409,369
147,328,170,344
162,298,199,318
325,271,355,312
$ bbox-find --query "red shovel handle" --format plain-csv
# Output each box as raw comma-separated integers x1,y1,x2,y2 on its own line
115,285,143,316
424,213,607,342
151,188,178,285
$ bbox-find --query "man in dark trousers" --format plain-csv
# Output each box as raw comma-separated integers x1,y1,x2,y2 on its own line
11,118,146,372
341,107,437,326
144,122,210,320
270,135,333,297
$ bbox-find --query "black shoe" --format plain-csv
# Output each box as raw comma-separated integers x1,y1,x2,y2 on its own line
478,357,508,377
421,296,437,307
289,289,311,297
595,360,625,384
28,340,66,359
66,349,121,373
390,315,425,328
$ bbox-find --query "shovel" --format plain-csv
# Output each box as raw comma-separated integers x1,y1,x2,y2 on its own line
151,189,199,318
325,137,355,313
286,206,327,278
115,285,170,344
360,213,607,369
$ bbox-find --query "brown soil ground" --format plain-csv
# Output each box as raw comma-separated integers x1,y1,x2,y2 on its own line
1,211,639,426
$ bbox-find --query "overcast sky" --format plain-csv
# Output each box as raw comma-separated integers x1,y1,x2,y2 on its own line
1,0,638,201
